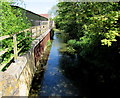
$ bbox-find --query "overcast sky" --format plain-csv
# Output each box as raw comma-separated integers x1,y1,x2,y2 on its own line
22,0,58,14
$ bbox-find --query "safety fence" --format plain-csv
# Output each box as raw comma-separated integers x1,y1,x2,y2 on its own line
0,21,54,71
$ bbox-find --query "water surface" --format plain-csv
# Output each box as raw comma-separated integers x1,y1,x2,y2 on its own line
39,33,80,96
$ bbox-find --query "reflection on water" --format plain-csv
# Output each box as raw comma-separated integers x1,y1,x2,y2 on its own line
39,33,80,96
30,32,120,97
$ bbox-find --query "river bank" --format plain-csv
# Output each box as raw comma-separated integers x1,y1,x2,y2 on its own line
29,40,52,96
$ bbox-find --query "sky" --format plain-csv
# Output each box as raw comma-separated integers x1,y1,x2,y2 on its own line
22,0,58,14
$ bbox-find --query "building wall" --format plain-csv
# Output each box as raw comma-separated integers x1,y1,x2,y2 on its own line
26,11,48,26
11,5,48,26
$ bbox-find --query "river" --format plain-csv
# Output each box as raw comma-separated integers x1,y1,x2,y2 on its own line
38,32,80,96
29,32,120,98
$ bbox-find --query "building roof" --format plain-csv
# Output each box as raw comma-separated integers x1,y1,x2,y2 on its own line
11,5,48,20
39,14,49,19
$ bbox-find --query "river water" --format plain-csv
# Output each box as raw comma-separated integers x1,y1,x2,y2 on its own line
38,33,80,96
29,32,120,98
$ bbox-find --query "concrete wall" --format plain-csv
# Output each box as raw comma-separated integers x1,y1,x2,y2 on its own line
0,29,51,97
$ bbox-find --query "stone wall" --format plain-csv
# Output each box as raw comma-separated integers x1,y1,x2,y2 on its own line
0,29,51,97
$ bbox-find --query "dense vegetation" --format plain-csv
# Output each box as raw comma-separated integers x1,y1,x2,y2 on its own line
55,2,120,54
0,1,32,71
54,2,120,98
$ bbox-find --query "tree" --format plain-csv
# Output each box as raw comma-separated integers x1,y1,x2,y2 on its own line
54,2,120,57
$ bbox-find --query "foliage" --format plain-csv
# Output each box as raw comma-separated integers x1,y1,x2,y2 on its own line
55,2,120,97
59,46,76,55
54,2,120,58
0,1,32,70
46,40,51,47
1,2,31,36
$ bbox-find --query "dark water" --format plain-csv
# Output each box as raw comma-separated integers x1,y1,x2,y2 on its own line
30,32,120,98
39,33,80,96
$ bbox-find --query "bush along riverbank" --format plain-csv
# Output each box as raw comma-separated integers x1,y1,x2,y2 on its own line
58,33,120,98
29,40,52,96
57,32,120,98
54,2,120,98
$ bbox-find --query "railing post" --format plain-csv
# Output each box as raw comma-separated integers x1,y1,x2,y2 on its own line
39,21,41,34
13,34,18,62
30,27,32,38
39,25,41,31
48,20,50,29
41,21,43,33
36,26,38,37
24,30,27,37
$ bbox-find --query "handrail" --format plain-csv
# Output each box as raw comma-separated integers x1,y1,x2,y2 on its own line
17,46,24,54
0,35,11,41
0,48,9,56
0,20,54,71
